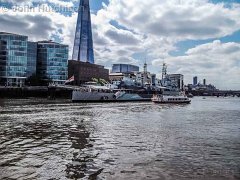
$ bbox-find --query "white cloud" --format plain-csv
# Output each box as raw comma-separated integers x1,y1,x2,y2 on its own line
0,3,77,55
1,0,75,7
91,0,240,58
152,40,240,90
90,0,240,89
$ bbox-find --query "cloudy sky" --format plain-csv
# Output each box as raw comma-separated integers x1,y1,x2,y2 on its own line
0,0,240,89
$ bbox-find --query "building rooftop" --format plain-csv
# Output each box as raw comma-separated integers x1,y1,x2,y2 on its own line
112,63,139,67
168,74,184,76
109,73,124,76
0,32,27,37
68,60,105,69
37,40,68,46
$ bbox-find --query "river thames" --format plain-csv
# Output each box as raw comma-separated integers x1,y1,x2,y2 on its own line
0,97,239,180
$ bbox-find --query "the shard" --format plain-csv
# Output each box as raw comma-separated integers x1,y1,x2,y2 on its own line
72,0,94,64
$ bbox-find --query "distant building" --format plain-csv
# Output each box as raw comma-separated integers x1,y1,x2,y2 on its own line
109,72,126,81
68,60,109,85
72,0,94,63
135,72,156,86
109,62,163,88
138,63,156,86
37,41,68,85
0,32,28,86
203,79,206,86
112,64,140,73
187,77,217,94
167,74,184,91
27,41,37,77
0,39,7,85
193,76,198,85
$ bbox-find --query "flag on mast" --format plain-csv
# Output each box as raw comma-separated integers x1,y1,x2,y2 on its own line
65,75,75,84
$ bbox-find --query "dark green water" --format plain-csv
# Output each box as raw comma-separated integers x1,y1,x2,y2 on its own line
0,97,240,180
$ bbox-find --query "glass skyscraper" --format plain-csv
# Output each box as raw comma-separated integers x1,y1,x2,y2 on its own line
72,0,94,64
0,32,28,86
193,76,198,85
37,41,69,84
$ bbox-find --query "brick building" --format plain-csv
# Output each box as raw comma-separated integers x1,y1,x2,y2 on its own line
68,60,109,85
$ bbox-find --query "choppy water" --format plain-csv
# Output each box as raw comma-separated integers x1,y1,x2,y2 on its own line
0,97,240,180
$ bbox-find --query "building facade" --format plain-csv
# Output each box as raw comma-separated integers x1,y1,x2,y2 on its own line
0,32,28,86
109,72,158,88
68,60,109,85
203,79,206,86
72,0,94,63
193,76,198,85
37,41,68,85
167,74,184,91
27,41,37,77
112,64,139,73
135,72,156,86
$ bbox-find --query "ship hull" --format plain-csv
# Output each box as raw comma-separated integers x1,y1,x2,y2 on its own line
72,99,150,103
72,90,150,102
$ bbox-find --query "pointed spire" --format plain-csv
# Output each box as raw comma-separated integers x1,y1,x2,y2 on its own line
72,0,94,64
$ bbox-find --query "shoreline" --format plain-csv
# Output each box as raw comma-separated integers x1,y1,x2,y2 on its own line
0,86,72,99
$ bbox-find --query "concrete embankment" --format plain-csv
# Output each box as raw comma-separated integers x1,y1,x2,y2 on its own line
0,86,72,99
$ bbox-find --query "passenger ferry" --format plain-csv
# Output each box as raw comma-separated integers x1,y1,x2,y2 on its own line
151,94,191,104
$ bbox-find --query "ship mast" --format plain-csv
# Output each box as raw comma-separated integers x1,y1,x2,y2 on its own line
143,57,148,74
144,62,147,74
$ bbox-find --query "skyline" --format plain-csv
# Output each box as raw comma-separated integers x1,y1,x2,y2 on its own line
0,0,240,89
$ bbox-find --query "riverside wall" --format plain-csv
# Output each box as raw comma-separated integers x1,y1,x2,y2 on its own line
0,86,72,99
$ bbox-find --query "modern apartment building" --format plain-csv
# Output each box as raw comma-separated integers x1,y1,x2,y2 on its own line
0,32,69,86
37,41,69,85
27,41,37,77
0,32,28,86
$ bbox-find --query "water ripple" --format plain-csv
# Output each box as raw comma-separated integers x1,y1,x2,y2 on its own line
0,97,240,179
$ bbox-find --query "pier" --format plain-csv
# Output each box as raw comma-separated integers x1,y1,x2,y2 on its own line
0,85,73,99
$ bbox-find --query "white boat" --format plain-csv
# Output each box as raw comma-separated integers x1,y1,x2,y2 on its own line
151,94,191,104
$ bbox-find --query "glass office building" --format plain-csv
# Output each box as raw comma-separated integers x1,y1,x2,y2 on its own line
72,0,94,64
0,32,28,86
27,41,37,77
0,40,7,84
112,64,140,73
37,41,68,84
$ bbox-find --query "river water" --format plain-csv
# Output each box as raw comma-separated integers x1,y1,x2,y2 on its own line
0,97,239,180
